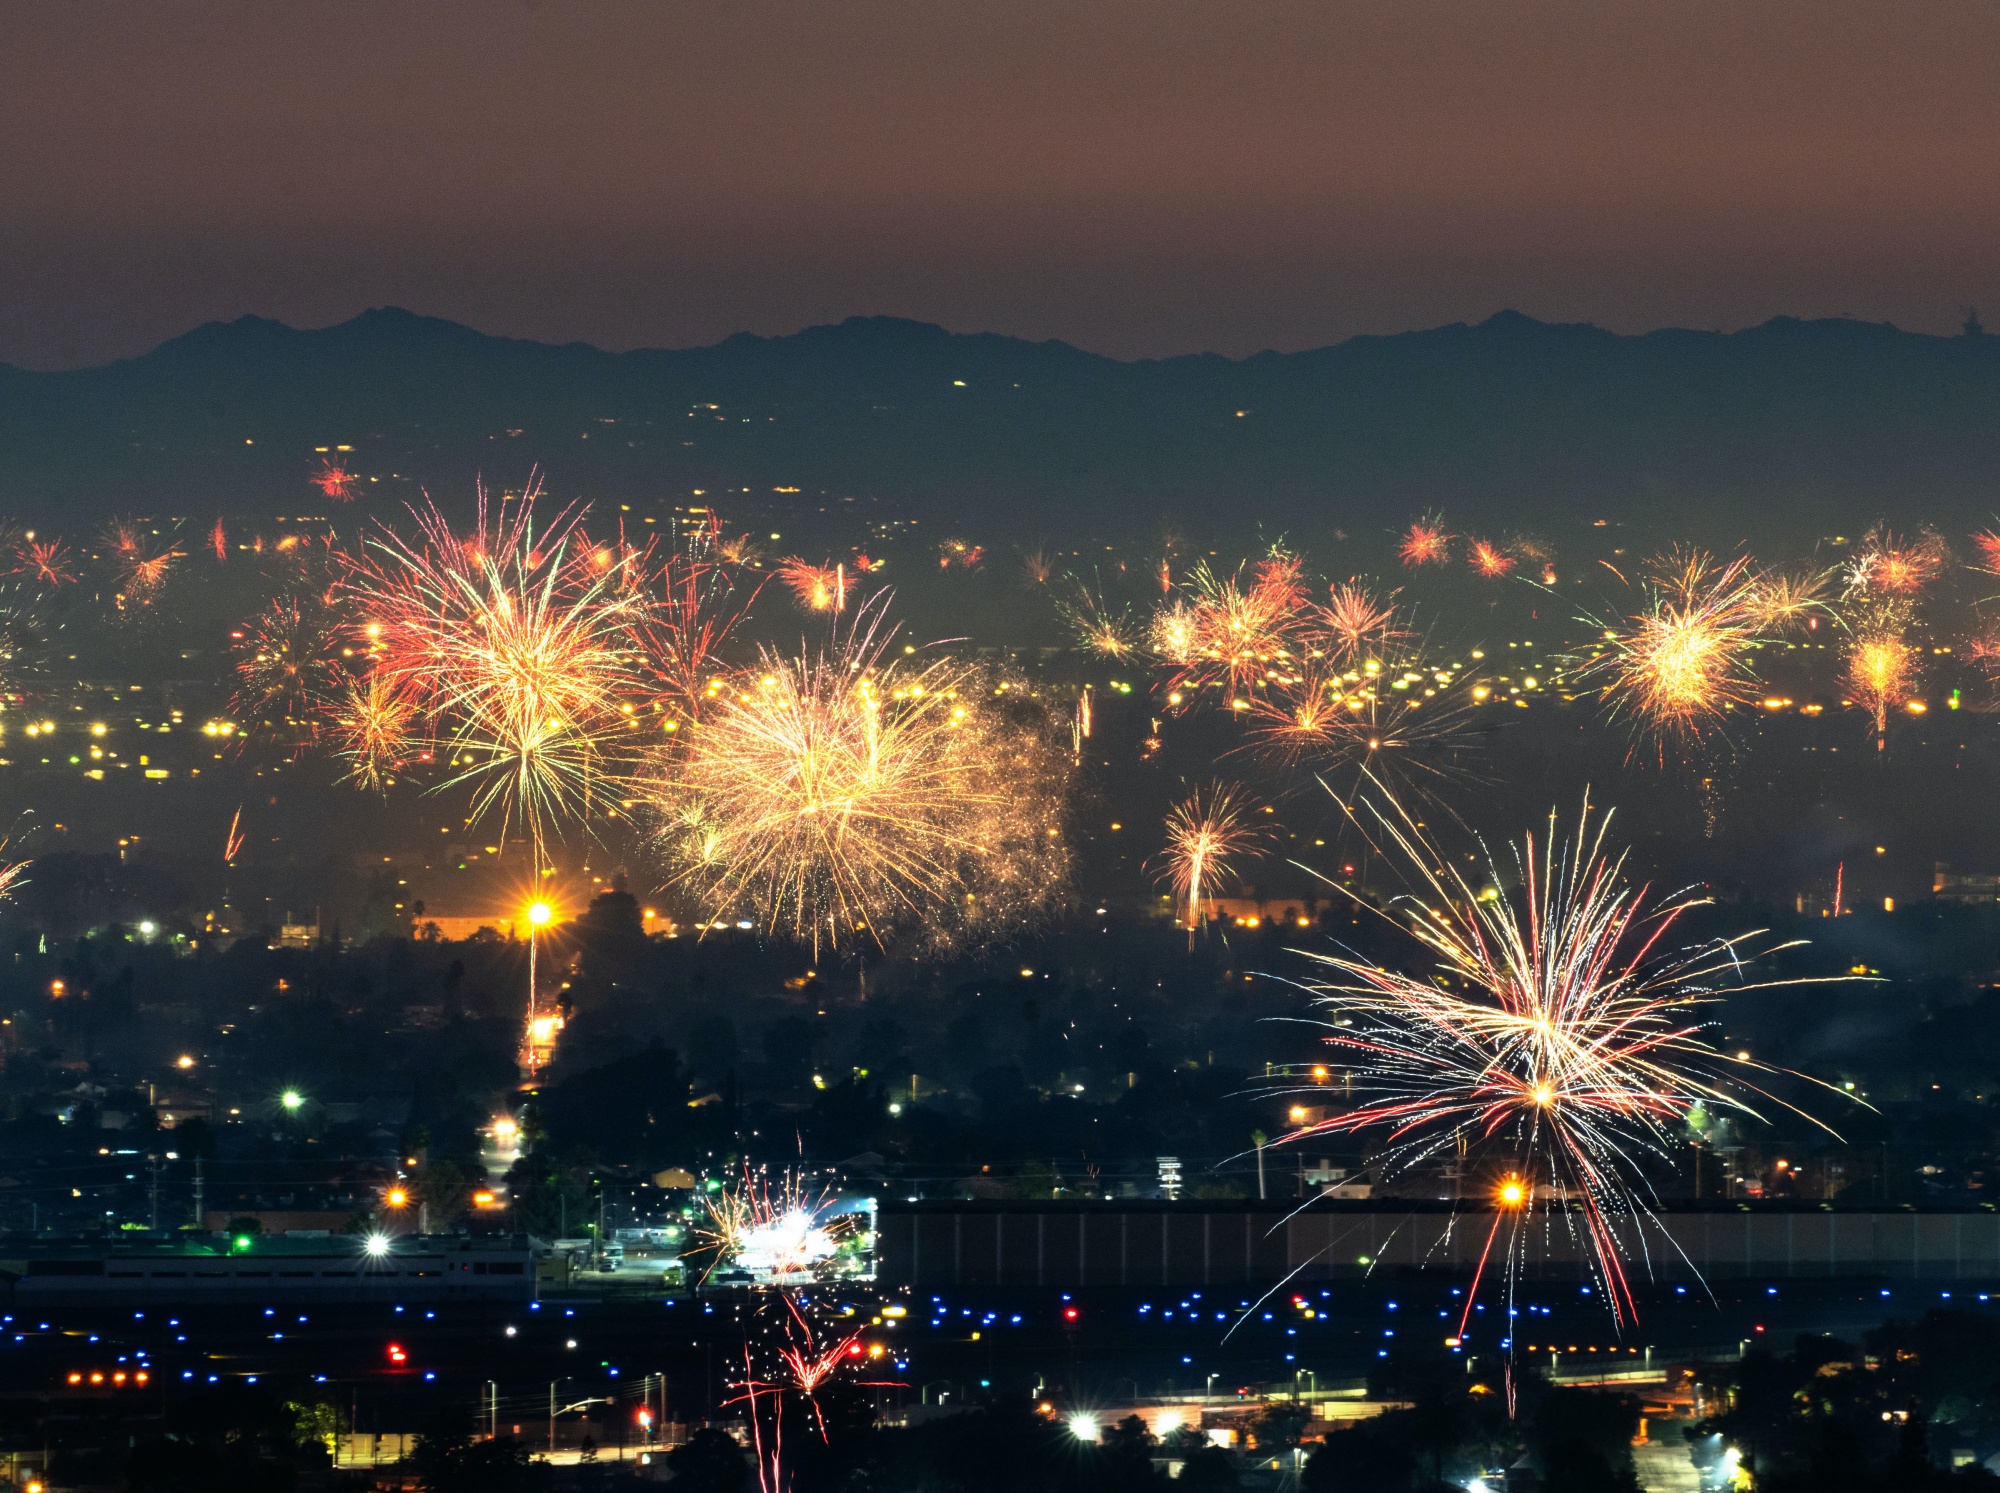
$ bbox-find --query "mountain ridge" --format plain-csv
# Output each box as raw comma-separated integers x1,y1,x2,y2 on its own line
2,307,1996,543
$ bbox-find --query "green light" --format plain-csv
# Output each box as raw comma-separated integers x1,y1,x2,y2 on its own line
280,1090,304,1112
233,1236,252,1251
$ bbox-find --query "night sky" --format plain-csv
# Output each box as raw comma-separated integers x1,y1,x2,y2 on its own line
5,0,1999,367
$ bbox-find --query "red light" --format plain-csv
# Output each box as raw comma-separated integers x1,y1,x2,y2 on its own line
387,1343,407,1365
1063,1307,1079,1321
847,1343,863,1356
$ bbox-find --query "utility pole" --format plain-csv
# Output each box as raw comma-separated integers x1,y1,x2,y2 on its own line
549,1380,556,1460
192,1157,204,1230
146,1156,160,1231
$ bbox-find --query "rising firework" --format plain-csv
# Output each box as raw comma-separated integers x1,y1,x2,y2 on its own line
651,599,1071,953
1398,515,1453,568
1020,545,1054,586
1150,782,1266,936
1283,790,1840,1334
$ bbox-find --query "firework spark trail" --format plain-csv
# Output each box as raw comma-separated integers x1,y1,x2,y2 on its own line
223,808,246,865
1151,782,1266,939
339,485,641,858
0,583,54,696
652,596,1070,954
1282,788,1847,1333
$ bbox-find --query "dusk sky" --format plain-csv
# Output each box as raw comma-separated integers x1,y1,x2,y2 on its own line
6,0,1999,367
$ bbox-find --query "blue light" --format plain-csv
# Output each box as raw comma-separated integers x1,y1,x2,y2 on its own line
1766,1288,1777,1296
1181,1355,1192,1364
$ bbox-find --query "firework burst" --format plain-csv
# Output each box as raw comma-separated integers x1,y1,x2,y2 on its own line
327,671,419,793
1847,526,1947,597
1150,782,1266,936
1398,515,1453,568
776,558,847,613
233,589,345,729
1058,580,1139,660
338,486,642,857
650,598,1070,953
1467,539,1516,579
311,459,360,502
100,519,182,607
1315,580,1406,664
1283,790,1841,1332
15,539,75,588
1846,631,1915,739
1582,550,1769,742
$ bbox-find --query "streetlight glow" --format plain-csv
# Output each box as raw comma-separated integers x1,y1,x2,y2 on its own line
527,900,553,927
280,1090,304,1112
